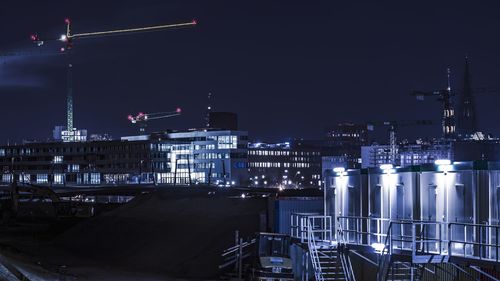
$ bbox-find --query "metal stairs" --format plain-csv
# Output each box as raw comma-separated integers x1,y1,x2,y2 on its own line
316,246,350,280
386,262,423,281
303,215,355,281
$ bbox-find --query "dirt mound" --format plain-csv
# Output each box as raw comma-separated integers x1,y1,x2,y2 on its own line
55,188,268,279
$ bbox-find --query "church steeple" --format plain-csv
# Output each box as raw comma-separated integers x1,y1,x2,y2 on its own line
457,56,477,137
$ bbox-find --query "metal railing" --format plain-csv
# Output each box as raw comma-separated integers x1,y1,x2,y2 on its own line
449,222,500,262
291,214,336,281
290,212,322,242
337,216,500,263
307,215,334,243
337,216,391,246
307,217,325,281
337,221,356,281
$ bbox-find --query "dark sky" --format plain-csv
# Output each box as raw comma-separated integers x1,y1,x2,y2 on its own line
1,1,500,143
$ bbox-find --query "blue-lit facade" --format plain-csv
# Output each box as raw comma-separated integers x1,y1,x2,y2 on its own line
324,161,500,260
159,130,249,186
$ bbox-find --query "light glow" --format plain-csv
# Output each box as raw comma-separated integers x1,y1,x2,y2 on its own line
435,159,451,166
371,242,386,253
379,164,393,170
333,167,345,173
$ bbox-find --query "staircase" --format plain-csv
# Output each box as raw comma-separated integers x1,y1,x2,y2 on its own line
317,247,349,280
305,215,355,281
385,262,423,281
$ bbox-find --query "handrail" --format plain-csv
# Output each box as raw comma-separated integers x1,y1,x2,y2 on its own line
337,216,500,263
376,222,393,281
448,222,500,262
306,216,333,281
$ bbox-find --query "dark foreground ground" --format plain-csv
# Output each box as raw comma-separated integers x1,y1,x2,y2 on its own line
0,187,270,280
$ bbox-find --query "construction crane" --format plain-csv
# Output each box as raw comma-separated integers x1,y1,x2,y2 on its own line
411,68,456,139
31,18,197,52
128,108,182,133
367,120,433,164
29,18,196,139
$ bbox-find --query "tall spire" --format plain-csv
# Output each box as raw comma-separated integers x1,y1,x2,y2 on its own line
442,68,455,139
456,56,477,137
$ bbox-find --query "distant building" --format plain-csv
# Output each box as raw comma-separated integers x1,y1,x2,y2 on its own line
61,129,87,142
324,123,369,168
361,138,500,168
0,129,248,186
325,123,369,146
248,141,322,188
361,142,453,168
361,144,392,168
52,126,66,141
89,134,113,141
208,112,238,131
162,129,248,185
399,142,452,167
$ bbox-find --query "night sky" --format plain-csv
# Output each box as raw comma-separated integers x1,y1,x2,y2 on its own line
1,1,500,143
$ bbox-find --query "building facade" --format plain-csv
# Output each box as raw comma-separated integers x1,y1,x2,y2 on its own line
248,141,322,188
325,122,369,169
361,139,500,168
0,129,248,186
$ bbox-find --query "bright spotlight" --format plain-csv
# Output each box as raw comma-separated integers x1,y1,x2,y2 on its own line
379,164,393,170
333,167,345,173
434,159,451,166
371,242,385,253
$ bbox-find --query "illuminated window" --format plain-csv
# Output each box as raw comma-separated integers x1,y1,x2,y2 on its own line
37,174,48,184
54,174,64,184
